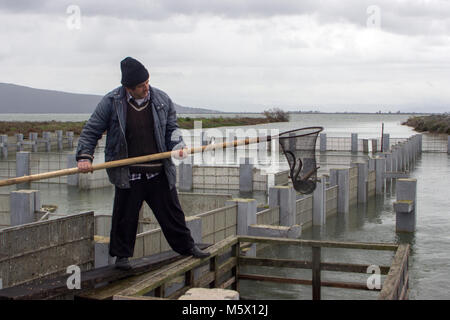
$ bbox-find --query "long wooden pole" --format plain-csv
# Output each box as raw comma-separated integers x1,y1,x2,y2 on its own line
0,136,271,187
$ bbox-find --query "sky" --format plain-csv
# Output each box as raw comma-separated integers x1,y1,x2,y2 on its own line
0,0,449,113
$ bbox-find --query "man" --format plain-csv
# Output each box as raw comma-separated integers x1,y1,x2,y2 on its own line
76,57,209,270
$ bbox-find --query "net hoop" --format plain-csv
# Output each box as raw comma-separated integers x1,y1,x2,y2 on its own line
276,126,324,140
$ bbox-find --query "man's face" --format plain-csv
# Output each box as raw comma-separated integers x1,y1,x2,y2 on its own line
128,78,149,99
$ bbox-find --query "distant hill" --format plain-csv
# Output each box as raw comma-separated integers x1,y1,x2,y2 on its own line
0,83,220,114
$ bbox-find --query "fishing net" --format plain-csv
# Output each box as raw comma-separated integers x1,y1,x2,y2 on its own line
278,127,323,194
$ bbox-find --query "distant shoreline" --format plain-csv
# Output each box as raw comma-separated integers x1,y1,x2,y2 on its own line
0,116,282,136
402,114,450,135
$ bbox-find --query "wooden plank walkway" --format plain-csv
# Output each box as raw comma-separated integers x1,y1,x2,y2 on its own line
0,244,210,300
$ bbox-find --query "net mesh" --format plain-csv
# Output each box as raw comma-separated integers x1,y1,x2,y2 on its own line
278,127,323,194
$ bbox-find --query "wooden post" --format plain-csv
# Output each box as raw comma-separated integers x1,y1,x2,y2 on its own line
232,242,240,291
312,246,321,300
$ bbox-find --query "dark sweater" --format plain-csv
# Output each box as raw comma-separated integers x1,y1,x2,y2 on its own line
125,100,162,174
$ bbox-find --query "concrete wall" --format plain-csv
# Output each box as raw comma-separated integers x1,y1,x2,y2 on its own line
0,193,10,228
295,196,313,228
368,170,376,197
138,192,234,231
256,206,280,226
132,227,171,260
0,160,16,179
177,166,267,191
0,212,94,289
325,185,338,217
274,170,290,186
349,166,358,205
197,204,237,245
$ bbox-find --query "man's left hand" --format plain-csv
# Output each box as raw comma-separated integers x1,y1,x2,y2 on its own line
172,147,189,160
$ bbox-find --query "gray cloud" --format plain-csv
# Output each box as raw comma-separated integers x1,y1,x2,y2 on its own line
0,0,449,112
1,0,450,36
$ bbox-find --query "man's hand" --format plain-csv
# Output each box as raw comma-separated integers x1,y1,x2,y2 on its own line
77,159,93,173
172,147,189,160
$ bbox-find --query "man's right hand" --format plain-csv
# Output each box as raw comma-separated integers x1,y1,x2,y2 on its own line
77,159,93,173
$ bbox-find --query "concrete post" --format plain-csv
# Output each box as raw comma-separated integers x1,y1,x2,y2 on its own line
368,157,376,171
56,130,63,151
329,169,338,187
351,133,358,153
67,153,79,186
269,186,296,226
0,135,8,158
10,190,39,226
371,139,378,154
356,162,368,203
375,157,386,195
15,134,24,152
227,198,257,256
391,148,398,172
179,160,193,191
313,177,326,226
67,131,74,149
239,157,253,193
320,133,327,152
226,133,236,164
16,151,30,189
363,139,369,153
418,134,423,153
382,133,390,152
43,131,51,152
29,132,38,152
398,145,404,171
383,152,392,173
336,169,349,214
394,179,417,233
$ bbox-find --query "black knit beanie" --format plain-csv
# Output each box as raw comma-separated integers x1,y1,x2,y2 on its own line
120,57,149,88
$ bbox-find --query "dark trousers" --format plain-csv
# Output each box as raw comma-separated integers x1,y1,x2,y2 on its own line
109,172,195,258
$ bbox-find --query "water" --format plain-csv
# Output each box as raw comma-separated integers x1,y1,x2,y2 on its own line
239,152,450,300
1,112,447,299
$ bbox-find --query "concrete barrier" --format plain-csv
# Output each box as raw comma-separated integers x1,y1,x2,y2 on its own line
239,158,254,193
10,190,41,226
179,161,193,191
0,211,95,289
269,186,296,226
351,133,358,153
313,177,326,226
394,179,417,233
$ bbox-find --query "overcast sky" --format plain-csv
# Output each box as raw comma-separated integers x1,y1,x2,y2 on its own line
0,0,449,112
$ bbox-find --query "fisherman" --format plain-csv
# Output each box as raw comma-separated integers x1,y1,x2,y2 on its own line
76,57,210,270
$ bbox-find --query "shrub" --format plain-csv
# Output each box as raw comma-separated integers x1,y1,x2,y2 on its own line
263,108,290,122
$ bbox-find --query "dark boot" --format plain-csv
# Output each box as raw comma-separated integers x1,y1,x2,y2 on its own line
185,245,210,258
115,257,132,270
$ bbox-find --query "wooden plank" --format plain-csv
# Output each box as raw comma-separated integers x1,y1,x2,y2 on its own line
239,257,391,274
378,244,410,300
238,274,380,292
0,244,209,300
76,268,162,300
117,236,238,297
219,276,236,290
112,295,168,300
238,235,399,251
232,243,240,292
148,257,236,300
399,271,409,300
